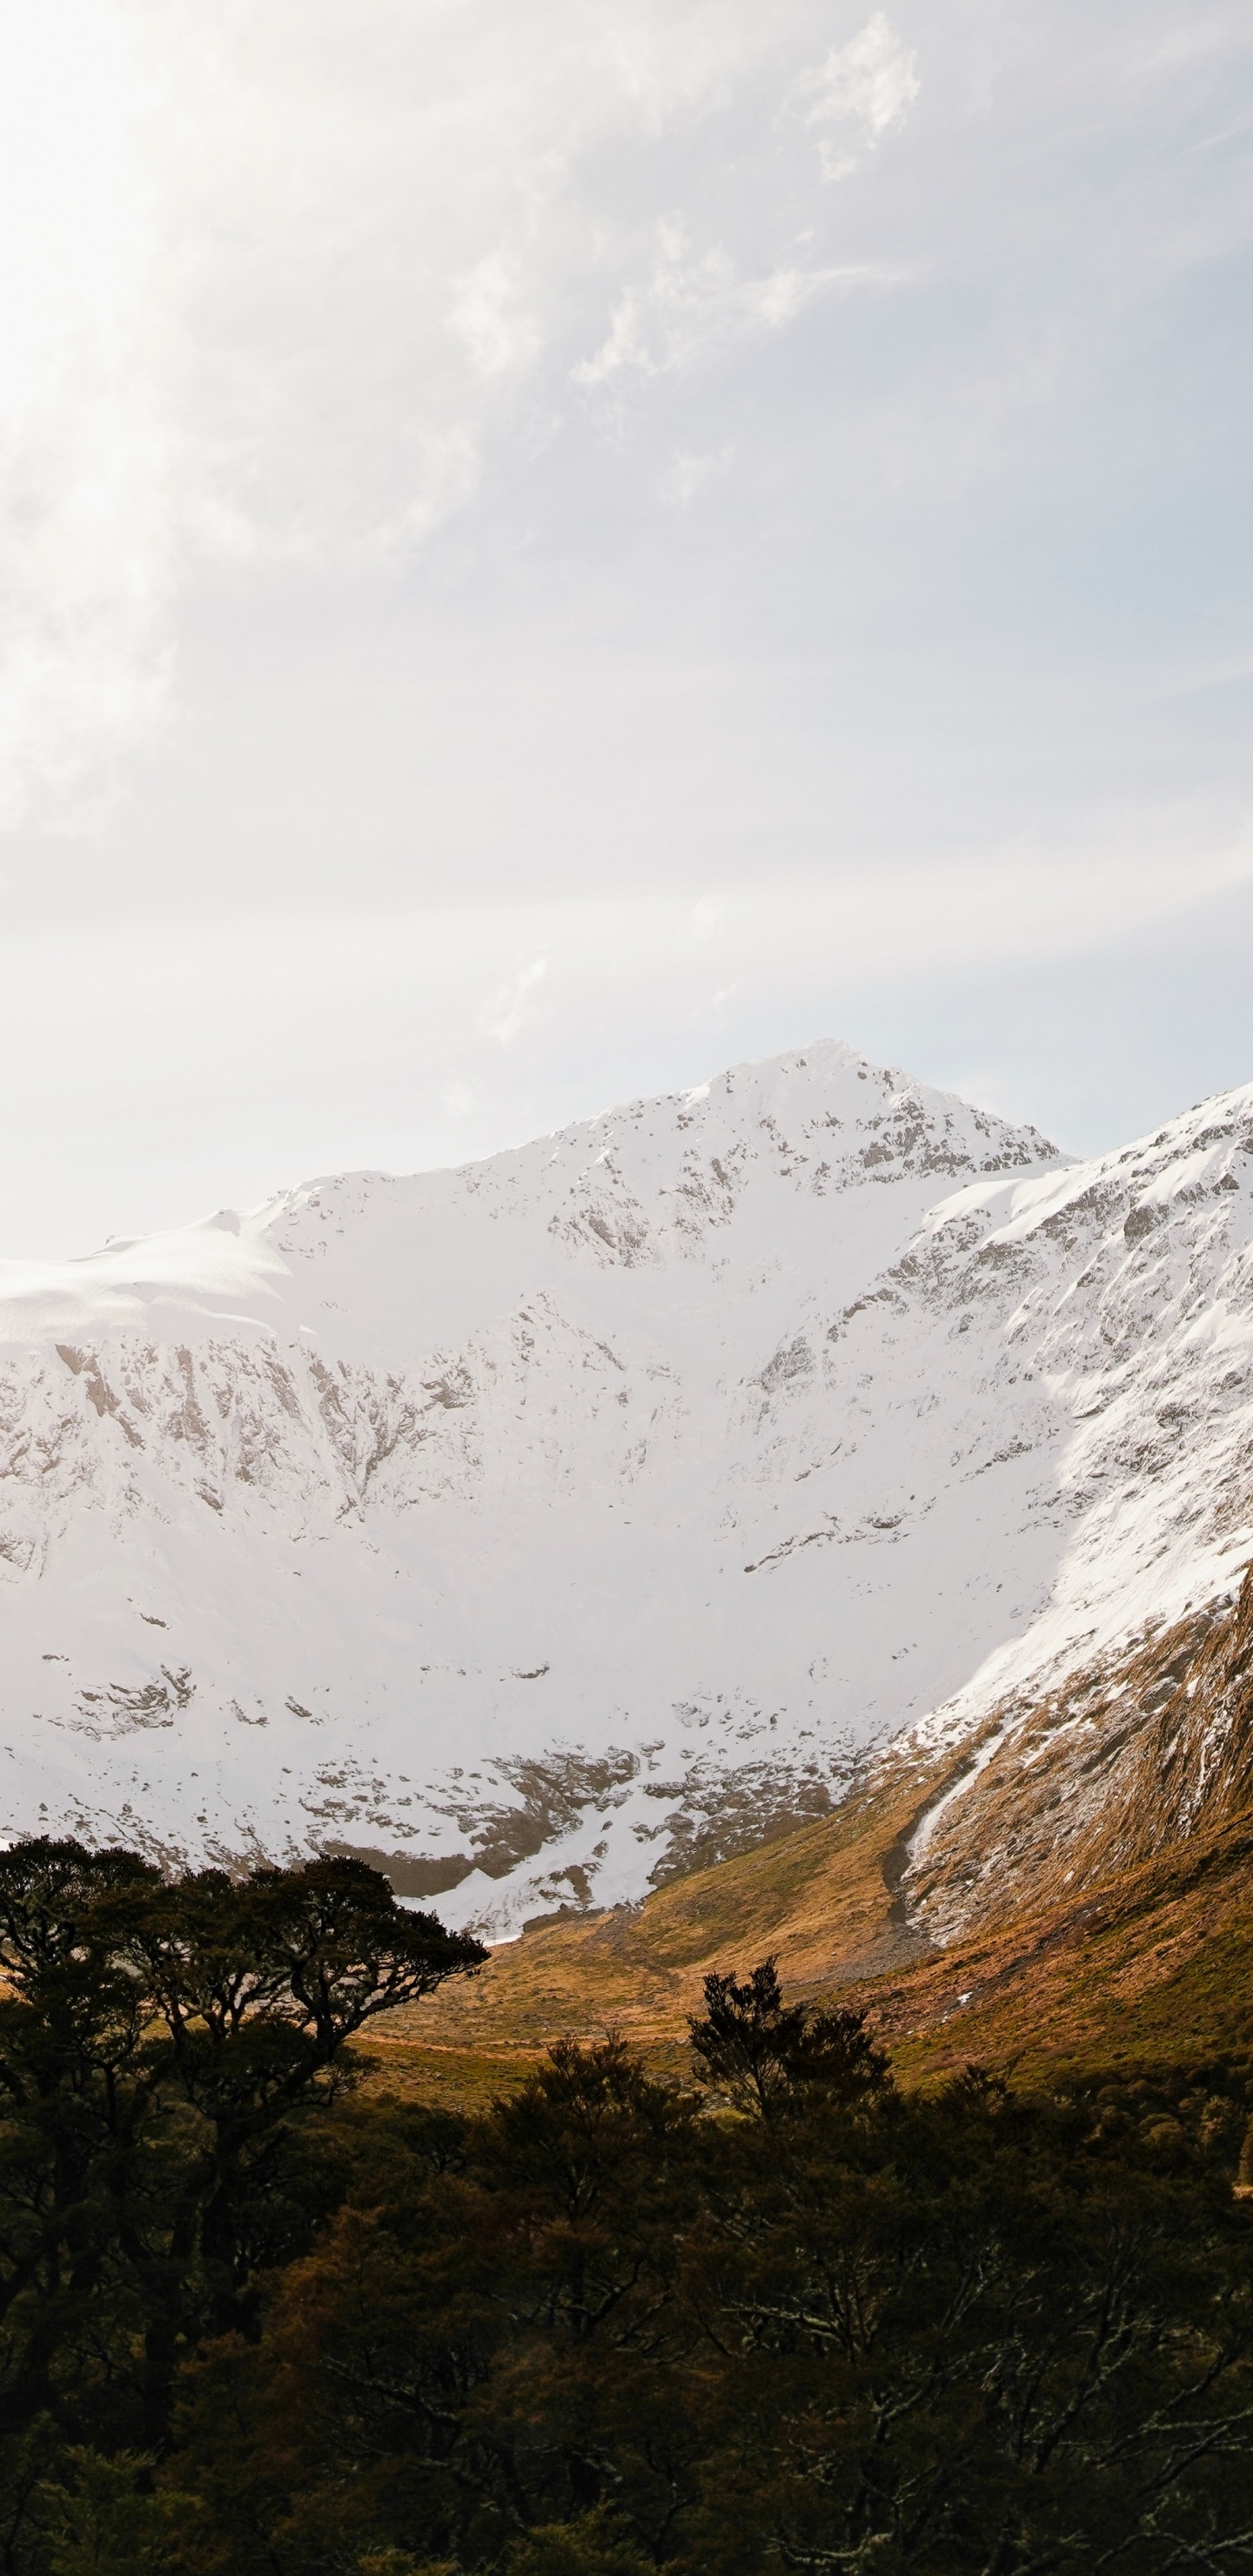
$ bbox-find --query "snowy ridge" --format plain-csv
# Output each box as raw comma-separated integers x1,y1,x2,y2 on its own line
2,1040,1251,1939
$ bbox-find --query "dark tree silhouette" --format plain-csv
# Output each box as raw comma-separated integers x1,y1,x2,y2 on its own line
3,1888,1253,2576
0,1836,485,2507
687,1953,890,2116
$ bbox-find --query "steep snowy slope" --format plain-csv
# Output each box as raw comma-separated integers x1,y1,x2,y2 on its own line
2,1041,1250,1940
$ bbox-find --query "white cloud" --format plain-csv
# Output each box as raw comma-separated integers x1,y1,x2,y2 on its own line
2,0,1250,1226
800,12,921,180
573,218,890,389
451,253,544,381
664,445,732,504
573,221,738,384
0,1,863,824
803,13,920,138
0,2,176,823
373,427,482,548
479,956,548,1047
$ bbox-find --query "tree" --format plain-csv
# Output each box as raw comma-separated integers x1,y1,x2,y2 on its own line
687,1956,890,2119
159,2029,1253,2576
0,1838,485,2566
506,2507,652,2574
36,2449,173,2576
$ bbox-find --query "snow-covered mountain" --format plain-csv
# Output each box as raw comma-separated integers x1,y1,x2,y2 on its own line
3,1040,1251,1940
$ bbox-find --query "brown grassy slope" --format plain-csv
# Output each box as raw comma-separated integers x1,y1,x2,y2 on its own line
367,1570,1253,2108
849,1803,1253,2088
367,1790,1253,2109
907,1566,1253,1949
366,1748,949,2098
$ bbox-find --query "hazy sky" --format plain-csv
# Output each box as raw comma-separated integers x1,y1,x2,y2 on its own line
2,0,1251,1253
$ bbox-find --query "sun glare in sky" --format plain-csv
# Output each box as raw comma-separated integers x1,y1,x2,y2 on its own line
0,1,1250,1251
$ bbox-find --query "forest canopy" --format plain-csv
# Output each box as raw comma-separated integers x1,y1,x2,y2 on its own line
1,1841,1252,2573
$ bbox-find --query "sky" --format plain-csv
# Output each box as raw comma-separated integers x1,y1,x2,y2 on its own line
1,0,1251,1255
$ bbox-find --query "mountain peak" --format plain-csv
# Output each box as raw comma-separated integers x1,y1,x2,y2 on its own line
3,1047,1248,1942
0,1042,1060,1358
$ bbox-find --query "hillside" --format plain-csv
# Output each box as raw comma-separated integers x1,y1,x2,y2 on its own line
383,1566,1253,2102
4,1040,1253,1951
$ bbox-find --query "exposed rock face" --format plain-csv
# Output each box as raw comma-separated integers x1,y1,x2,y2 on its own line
902,1566,1253,1949
2,1037,1253,1939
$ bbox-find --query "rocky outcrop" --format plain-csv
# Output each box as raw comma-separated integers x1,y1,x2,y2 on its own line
903,1566,1253,1949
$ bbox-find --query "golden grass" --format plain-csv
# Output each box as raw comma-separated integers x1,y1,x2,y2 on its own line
862,1805,1253,2087
364,1749,949,2093
365,1764,1253,2105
